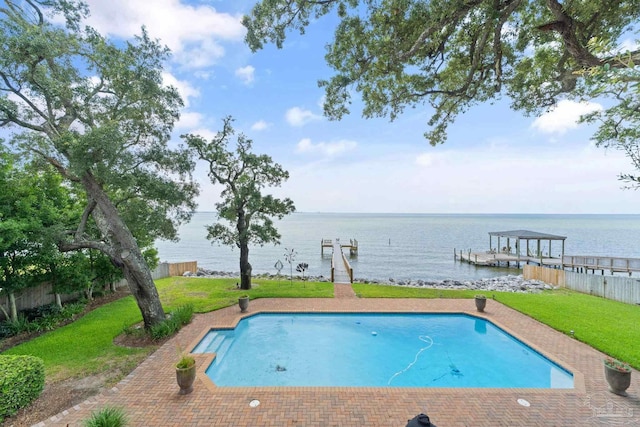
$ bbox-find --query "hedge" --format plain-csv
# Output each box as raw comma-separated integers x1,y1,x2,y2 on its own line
0,355,45,422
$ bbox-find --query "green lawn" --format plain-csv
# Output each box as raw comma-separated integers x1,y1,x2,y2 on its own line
155,277,334,312
2,297,148,381
2,277,639,384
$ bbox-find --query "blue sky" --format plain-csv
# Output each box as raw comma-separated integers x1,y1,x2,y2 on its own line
81,0,639,214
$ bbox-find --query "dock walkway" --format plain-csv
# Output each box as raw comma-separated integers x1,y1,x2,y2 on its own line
331,240,353,284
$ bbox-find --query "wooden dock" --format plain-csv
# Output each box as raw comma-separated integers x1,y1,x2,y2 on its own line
456,250,562,268
456,250,640,276
328,239,354,284
562,255,640,276
321,238,358,256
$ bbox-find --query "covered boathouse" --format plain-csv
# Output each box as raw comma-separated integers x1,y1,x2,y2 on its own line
457,229,567,268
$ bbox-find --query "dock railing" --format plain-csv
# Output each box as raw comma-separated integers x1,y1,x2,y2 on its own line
330,255,335,282
562,255,640,275
341,251,354,283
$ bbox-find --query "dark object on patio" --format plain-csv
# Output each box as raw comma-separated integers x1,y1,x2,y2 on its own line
406,413,436,427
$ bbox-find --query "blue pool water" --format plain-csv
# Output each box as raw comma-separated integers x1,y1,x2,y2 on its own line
193,313,574,388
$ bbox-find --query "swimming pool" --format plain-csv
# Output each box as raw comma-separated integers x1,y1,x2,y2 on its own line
193,313,573,388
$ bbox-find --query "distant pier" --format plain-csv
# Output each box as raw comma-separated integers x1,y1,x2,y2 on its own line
457,229,640,275
321,238,358,256
322,238,356,283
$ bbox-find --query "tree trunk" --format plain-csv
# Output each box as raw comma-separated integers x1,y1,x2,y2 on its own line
81,173,166,328
9,292,17,322
55,293,62,308
240,243,252,290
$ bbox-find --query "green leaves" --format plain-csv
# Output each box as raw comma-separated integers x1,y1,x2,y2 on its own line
244,0,640,150
183,117,295,288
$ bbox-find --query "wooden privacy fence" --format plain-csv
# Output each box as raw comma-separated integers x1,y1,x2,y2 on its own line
524,265,640,305
0,261,198,320
167,261,198,277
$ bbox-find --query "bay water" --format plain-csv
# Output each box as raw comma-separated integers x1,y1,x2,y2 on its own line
155,212,640,282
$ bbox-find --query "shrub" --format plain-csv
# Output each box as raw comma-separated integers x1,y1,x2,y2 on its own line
7,315,31,336
0,355,45,422
148,304,194,341
172,304,194,326
83,406,128,427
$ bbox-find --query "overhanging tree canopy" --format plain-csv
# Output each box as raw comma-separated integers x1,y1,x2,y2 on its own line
0,0,199,328
244,0,640,184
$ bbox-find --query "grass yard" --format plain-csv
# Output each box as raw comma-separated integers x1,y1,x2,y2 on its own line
155,276,334,312
2,297,148,381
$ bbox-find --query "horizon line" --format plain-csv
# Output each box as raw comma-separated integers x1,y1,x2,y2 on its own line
193,211,638,215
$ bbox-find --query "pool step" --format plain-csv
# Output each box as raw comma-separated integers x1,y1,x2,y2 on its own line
214,337,233,362
193,332,225,353
192,332,235,358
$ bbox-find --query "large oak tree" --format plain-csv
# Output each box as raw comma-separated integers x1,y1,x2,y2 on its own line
244,0,640,185
183,117,295,290
0,0,198,328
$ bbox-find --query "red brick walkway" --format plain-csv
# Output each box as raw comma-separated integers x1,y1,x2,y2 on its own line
35,286,640,426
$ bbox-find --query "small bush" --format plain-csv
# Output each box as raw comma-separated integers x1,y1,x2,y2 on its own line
83,406,128,427
7,315,31,335
172,304,194,326
148,304,194,341
0,355,45,422
61,301,86,319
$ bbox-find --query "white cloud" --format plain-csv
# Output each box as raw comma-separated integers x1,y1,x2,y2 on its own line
296,138,357,156
285,107,322,127
83,0,245,68
162,72,199,107
235,66,255,85
532,100,603,134
251,120,271,131
185,127,218,141
175,111,203,130
415,153,434,167
618,38,639,53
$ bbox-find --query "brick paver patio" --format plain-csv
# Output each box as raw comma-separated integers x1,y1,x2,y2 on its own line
34,288,639,426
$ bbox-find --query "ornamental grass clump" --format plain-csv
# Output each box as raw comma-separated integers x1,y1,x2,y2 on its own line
176,354,196,369
149,304,194,340
83,406,128,427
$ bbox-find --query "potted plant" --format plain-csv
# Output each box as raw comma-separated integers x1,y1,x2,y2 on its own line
474,295,487,312
238,295,250,312
604,357,631,396
176,354,196,395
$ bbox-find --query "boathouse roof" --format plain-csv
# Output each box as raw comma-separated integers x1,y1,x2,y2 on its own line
488,230,566,240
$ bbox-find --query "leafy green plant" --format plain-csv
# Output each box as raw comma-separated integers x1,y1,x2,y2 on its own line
171,304,194,327
83,406,128,427
0,355,45,422
148,304,194,341
176,354,195,370
7,315,30,335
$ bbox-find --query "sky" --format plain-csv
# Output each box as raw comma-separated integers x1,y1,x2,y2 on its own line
78,0,639,214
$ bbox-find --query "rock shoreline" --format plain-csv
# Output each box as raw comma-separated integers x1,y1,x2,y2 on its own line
185,268,555,293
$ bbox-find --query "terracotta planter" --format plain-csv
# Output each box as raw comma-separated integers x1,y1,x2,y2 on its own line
239,296,249,313
604,363,631,396
176,364,196,395
474,297,486,312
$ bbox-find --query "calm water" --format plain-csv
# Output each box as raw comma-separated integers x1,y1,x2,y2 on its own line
194,313,573,388
155,212,640,281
